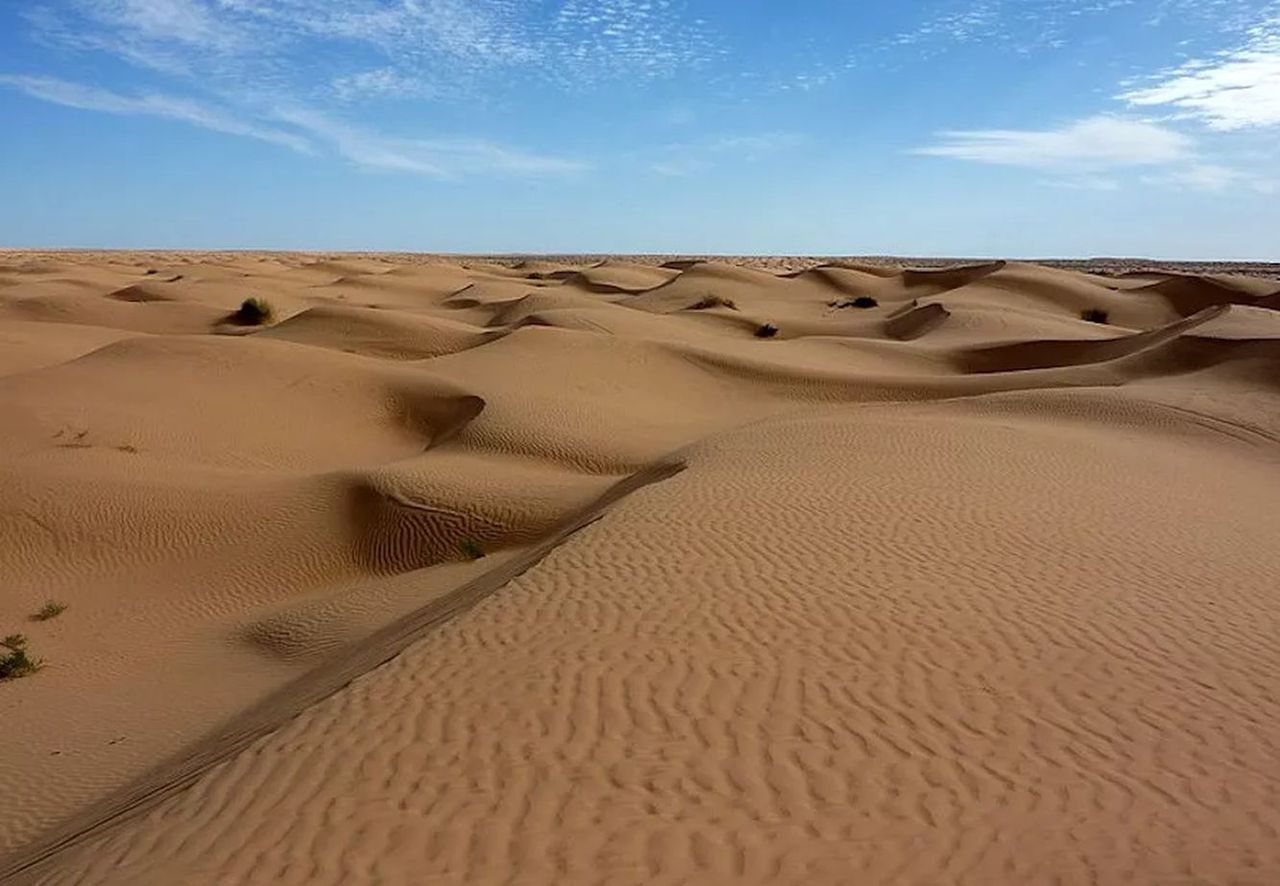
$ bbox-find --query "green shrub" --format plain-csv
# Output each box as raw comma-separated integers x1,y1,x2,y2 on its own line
233,297,274,325
459,538,485,560
1,635,42,681
755,323,779,338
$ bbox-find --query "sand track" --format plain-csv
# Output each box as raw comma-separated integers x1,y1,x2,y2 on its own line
2,251,1279,885
1,461,684,884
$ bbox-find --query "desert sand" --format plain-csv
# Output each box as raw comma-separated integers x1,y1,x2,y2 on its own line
2,251,1279,885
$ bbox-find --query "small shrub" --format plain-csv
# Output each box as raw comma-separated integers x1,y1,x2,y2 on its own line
830,295,879,309
31,601,66,622
755,323,779,339
1081,308,1109,324
688,295,738,311
459,538,485,560
232,297,274,325
0,634,41,681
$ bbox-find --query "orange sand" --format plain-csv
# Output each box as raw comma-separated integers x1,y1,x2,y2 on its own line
2,252,1279,885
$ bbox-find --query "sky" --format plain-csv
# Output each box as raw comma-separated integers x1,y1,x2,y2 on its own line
2,0,1279,258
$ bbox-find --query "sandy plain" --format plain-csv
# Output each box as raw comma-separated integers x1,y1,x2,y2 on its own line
2,251,1279,885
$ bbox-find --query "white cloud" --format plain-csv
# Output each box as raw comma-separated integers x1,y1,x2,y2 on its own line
650,132,804,176
11,1,613,180
1120,17,1280,130
275,108,588,179
34,0,714,92
1043,175,1122,192
73,0,242,49
913,116,1194,168
1142,162,1278,193
331,68,434,101
0,74,311,152
31,0,253,74
0,73,584,179
1153,162,1245,190
914,113,1276,195
552,0,719,84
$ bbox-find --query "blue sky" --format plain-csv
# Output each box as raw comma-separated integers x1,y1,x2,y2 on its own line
2,1,1279,257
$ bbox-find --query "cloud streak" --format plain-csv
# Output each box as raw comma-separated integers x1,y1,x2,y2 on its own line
277,108,589,179
649,132,804,176
912,113,1275,194
913,116,1194,169
1,73,586,179
0,74,312,152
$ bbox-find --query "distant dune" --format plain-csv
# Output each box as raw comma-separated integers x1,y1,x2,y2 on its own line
2,251,1279,886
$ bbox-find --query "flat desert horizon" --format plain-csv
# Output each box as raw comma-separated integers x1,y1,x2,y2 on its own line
2,249,1280,885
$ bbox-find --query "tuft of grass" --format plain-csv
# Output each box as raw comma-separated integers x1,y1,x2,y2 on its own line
688,294,738,311
459,538,485,561
755,323,779,339
1081,308,1110,324
31,601,66,622
830,295,879,309
232,297,274,325
1,634,42,681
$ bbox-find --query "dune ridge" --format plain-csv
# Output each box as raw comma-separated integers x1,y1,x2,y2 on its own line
2,251,1279,885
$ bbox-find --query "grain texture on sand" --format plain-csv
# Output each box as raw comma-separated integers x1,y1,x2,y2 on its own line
26,404,1280,886
2,251,1280,886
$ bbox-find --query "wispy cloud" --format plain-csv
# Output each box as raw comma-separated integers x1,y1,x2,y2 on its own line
331,67,435,102
552,0,719,85
12,2,614,180
765,0,1139,99
77,0,245,51
275,108,588,179
650,132,804,176
913,113,1275,194
0,74,312,152
26,1,252,75
32,0,715,93
0,72,585,178
772,0,1280,104
1042,176,1122,192
1120,16,1280,130
913,116,1194,168
1142,162,1278,193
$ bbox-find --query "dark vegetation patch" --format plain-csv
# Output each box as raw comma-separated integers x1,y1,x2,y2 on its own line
231,297,274,325
688,295,738,311
831,295,879,309
1,635,41,681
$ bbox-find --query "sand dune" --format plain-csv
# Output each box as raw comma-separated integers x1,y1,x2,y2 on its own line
261,304,498,360
956,305,1228,373
2,251,1279,886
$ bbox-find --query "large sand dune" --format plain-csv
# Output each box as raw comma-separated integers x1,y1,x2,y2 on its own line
1,252,1279,885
